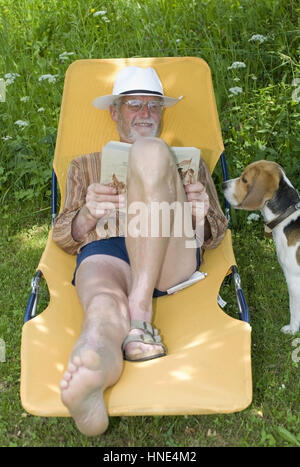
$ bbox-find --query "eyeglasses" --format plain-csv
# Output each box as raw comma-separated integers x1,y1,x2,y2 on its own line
122,99,164,113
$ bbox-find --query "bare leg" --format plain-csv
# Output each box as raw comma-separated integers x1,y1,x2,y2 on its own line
124,138,197,357
60,255,131,436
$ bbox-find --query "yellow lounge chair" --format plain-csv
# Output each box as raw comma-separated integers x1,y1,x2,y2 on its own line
21,57,252,418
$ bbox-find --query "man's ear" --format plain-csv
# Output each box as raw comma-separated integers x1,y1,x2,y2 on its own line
109,104,118,123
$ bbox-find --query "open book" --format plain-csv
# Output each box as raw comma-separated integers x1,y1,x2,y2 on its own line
97,140,201,239
100,141,201,190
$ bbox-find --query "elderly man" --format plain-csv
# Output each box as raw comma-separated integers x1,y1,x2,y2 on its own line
52,66,227,436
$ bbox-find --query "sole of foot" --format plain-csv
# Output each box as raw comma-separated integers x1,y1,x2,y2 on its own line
60,348,109,436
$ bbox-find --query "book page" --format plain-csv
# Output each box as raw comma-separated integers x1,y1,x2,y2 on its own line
100,141,201,189
100,141,130,193
170,146,201,185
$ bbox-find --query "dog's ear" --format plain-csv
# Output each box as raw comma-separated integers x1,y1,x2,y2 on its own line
242,168,280,210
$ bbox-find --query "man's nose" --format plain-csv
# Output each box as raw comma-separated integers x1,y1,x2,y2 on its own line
139,103,151,117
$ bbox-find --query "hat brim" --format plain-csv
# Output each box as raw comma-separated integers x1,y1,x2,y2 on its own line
93,93,183,109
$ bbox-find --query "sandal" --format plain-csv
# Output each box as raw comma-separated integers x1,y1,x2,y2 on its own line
122,320,167,362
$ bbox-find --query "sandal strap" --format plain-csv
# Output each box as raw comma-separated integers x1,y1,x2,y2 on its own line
121,320,165,352
130,320,155,335
122,333,162,350
122,331,162,347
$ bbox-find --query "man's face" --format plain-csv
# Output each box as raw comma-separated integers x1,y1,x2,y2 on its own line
109,95,163,143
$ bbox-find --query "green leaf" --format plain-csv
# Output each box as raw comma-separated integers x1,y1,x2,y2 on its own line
277,427,300,446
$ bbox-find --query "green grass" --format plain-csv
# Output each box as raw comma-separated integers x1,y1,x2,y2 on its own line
0,0,300,447
1,202,300,447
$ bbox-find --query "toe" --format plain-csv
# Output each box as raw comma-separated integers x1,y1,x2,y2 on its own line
60,379,69,390
64,371,72,381
73,355,82,367
68,363,77,373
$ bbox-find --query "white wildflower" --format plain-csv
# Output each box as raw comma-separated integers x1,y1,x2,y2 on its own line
93,10,107,16
2,135,12,141
37,107,45,112
38,74,58,83
227,61,246,70
20,96,29,102
249,34,268,44
59,51,74,61
228,86,243,97
247,213,260,224
4,73,20,85
93,10,110,21
0,79,5,102
14,120,29,128
292,78,300,87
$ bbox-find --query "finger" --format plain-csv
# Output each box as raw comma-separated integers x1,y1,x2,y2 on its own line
86,193,121,203
192,201,209,218
189,196,209,208
86,200,115,217
185,182,205,193
186,192,208,203
88,183,118,195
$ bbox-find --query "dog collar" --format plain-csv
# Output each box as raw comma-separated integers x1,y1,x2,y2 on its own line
265,201,300,231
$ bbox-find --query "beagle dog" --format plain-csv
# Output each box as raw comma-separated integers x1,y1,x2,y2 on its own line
223,160,300,335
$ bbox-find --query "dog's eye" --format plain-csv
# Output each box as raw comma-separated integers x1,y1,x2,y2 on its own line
242,177,247,183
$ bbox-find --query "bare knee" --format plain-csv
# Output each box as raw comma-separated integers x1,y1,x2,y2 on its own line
129,137,175,183
131,136,167,153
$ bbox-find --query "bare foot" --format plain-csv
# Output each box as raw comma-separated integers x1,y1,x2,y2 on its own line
60,348,109,436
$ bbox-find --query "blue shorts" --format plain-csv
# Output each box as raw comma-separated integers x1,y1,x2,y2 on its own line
72,236,201,298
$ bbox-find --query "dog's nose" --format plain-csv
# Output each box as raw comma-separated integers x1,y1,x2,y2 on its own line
222,181,228,190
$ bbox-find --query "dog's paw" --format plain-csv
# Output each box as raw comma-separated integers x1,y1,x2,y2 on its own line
281,324,298,335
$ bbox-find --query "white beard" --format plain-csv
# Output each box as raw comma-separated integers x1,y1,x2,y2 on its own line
118,116,161,143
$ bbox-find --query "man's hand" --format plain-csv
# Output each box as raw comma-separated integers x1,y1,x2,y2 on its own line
185,182,211,242
185,182,209,221
85,183,125,220
72,183,126,242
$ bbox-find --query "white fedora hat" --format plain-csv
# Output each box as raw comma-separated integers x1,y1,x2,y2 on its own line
93,66,183,109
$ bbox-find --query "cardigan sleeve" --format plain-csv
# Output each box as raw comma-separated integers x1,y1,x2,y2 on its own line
195,158,228,249
52,157,88,255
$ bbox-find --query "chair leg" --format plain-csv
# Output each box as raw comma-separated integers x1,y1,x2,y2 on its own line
24,270,42,323
232,265,250,323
